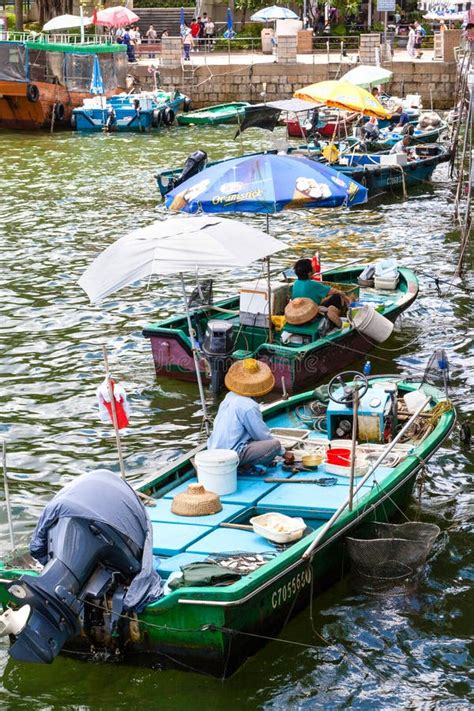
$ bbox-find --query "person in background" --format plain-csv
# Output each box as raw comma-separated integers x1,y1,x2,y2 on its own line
371,86,381,100
123,26,136,63
407,22,416,58
161,28,169,38
190,17,201,50
390,133,415,159
146,24,157,58
182,29,194,60
414,20,425,58
207,359,282,469
390,104,410,131
463,2,474,51
291,258,350,327
204,16,215,51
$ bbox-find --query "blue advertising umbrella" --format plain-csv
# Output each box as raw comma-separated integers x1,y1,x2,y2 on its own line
224,7,236,38
165,154,367,215
90,55,104,95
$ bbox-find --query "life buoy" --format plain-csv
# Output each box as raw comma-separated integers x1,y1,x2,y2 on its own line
26,84,39,103
54,103,65,121
183,97,192,112
162,107,175,126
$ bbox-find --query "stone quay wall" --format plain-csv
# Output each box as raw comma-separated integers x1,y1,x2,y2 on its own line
130,60,457,110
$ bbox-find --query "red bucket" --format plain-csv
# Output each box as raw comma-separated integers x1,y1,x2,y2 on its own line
326,448,351,467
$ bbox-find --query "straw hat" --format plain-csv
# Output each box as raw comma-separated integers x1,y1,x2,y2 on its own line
224,358,275,397
171,483,222,517
285,297,319,325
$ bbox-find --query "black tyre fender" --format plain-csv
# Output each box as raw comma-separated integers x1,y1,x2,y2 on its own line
151,109,161,128
54,103,65,121
183,97,192,112
162,107,175,126
26,83,40,103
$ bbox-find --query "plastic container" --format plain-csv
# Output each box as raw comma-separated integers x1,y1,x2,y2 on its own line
250,512,306,543
326,448,351,466
374,275,399,290
403,389,430,414
195,449,239,495
350,305,394,343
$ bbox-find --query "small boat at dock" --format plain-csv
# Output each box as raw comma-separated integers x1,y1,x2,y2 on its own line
0,37,127,130
0,373,455,674
176,101,250,126
72,90,189,132
143,264,419,394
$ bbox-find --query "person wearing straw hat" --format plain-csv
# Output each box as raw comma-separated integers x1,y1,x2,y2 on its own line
289,258,350,328
207,359,282,469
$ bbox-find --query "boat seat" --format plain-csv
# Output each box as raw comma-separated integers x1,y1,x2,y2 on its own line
148,498,241,527
151,522,213,556
187,527,278,555
163,476,285,506
283,318,323,339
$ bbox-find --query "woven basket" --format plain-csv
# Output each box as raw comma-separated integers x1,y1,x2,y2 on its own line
224,358,275,397
285,297,319,325
171,483,222,517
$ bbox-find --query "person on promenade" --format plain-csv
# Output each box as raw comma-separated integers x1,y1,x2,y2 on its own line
204,16,215,51
207,359,282,470
463,2,474,52
190,18,201,50
182,30,194,61
407,23,416,58
146,24,157,58
414,21,425,58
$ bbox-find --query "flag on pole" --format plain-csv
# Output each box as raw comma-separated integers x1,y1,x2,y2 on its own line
96,378,130,429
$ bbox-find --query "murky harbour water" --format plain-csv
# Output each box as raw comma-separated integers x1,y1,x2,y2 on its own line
0,125,472,709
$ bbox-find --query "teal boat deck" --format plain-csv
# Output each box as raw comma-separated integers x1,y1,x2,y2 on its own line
149,402,396,582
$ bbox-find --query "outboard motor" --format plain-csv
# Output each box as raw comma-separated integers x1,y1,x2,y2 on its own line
163,150,208,194
202,320,235,395
1,518,142,664
0,469,161,664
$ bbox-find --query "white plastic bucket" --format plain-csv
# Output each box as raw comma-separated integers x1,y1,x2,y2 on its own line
351,305,393,343
195,449,239,495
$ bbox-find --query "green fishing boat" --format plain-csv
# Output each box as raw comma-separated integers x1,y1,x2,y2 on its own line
176,101,251,126
143,264,419,395
0,373,455,675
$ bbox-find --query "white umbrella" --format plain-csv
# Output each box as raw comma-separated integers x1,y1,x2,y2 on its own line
43,14,93,31
251,5,299,21
342,65,393,89
78,215,287,431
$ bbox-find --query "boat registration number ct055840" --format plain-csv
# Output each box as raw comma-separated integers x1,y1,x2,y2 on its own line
271,568,312,609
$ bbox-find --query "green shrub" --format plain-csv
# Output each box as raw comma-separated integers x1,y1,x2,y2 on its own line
332,23,347,36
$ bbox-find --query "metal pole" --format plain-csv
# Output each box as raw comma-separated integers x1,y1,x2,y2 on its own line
302,396,431,560
180,273,211,435
2,442,15,551
102,345,126,479
80,3,85,44
348,388,358,511
368,0,372,30
266,256,273,344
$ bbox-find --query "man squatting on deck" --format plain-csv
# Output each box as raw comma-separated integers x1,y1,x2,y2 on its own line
207,359,282,469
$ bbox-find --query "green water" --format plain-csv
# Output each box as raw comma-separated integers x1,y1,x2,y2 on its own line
0,125,472,709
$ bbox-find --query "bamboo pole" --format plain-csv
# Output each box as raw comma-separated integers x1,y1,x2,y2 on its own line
2,442,15,551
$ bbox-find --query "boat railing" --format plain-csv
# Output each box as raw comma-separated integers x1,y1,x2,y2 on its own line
2,31,115,45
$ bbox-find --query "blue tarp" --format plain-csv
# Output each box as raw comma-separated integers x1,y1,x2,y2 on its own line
30,469,162,612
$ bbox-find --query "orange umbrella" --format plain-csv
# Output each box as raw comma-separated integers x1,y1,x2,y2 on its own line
294,80,392,119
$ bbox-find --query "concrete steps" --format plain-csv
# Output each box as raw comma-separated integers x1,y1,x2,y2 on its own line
134,8,194,38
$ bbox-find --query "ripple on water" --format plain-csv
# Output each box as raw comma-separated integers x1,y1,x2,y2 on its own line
0,126,472,708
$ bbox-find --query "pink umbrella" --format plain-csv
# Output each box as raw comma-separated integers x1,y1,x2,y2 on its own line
93,6,140,27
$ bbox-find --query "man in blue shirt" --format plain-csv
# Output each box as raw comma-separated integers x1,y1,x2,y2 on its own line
207,359,282,468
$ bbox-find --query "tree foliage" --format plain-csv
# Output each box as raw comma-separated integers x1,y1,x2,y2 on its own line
35,0,75,26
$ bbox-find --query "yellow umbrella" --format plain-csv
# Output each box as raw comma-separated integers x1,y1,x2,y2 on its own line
294,80,392,119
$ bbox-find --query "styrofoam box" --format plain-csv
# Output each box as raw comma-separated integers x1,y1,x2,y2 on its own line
379,153,408,166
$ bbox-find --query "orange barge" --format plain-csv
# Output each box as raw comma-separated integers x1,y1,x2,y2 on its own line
0,38,127,130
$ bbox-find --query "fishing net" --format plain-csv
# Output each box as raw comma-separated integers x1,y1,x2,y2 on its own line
346,522,440,593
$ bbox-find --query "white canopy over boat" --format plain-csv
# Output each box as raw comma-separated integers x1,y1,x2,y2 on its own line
42,14,93,31
78,215,286,304
342,65,393,90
